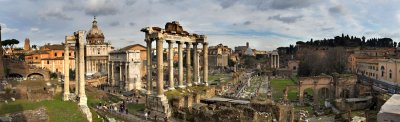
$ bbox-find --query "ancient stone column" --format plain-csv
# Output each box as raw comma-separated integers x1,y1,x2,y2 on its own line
277,55,280,68
119,62,122,89
75,44,79,94
274,55,277,68
77,31,87,106
178,41,184,88
107,61,110,84
156,39,164,97
203,42,209,86
193,43,199,85
167,41,175,90
146,39,152,95
125,62,129,91
185,42,192,87
111,61,115,86
63,44,70,101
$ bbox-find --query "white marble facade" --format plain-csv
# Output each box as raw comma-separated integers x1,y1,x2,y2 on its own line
85,16,113,75
109,50,142,91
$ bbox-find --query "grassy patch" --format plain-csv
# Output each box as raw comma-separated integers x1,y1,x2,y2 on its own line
294,106,314,114
127,103,145,114
270,79,298,101
0,94,87,122
208,73,232,84
86,87,122,108
165,85,208,99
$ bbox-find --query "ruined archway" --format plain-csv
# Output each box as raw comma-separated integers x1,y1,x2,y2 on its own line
27,73,45,80
317,87,330,104
340,89,351,98
7,73,24,80
298,75,333,106
302,87,314,104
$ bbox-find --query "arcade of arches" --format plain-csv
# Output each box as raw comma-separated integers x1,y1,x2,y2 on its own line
298,74,358,107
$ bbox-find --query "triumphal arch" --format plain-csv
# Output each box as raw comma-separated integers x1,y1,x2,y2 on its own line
141,21,208,117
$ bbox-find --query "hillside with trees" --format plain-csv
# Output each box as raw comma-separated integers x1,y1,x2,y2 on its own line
281,34,397,76
296,34,396,48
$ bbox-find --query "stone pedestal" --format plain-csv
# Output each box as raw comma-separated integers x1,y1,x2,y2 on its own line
146,95,171,118
79,104,93,122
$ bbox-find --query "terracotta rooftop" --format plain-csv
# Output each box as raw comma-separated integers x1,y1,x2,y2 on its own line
120,44,146,51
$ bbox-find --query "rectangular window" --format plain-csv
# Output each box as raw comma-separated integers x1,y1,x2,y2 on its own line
69,53,71,56
62,53,64,56
47,60,49,64
55,53,57,57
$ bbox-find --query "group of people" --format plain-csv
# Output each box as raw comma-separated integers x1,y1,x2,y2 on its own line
97,101,129,114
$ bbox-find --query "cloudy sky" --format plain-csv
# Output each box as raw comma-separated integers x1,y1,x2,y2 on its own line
1,0,400,51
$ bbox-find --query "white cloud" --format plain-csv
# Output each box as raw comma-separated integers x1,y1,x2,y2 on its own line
1,0,400,50
0,23,18,33
30,27,39,32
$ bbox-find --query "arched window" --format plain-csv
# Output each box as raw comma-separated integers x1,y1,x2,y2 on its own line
381,66,385,77
389,70,392,79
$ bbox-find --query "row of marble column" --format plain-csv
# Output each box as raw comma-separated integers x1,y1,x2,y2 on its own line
63,31,87,106
146,39,208,97
271,54,279,69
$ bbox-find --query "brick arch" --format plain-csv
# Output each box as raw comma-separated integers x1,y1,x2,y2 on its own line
298,76,333,106
27,73,44,79
27,68,50,81
316,87,331,101
4,59,50,81
7,73,24,78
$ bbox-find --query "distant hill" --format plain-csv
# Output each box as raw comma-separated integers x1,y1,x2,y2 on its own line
295,34,396,48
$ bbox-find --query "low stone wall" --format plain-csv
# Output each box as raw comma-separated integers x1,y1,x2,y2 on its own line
176,102,270,122
334,97,373,111
202,86,215,99
170,93,201,110
9,107,49,122
86,76,107,87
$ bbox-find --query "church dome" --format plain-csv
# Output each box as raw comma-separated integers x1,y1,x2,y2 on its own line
86,16,105,45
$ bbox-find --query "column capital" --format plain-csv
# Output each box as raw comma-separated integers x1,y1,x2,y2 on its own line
144,39,153,43
192,42,198,46
184,42,192,45
176,41,184,44
203,42,209,45
166,40,175,43
156,37,164,42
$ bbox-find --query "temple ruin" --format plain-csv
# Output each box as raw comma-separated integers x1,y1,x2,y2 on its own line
141,21,208,117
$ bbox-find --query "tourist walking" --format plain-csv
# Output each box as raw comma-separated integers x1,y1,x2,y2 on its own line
145,112,148,120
